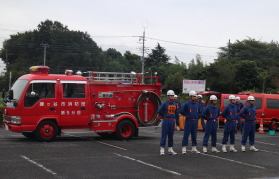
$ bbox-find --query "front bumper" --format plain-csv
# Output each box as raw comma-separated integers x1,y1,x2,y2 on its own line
2,122,22,133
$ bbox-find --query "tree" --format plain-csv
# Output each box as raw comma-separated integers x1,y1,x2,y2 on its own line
187,54,206,80
164,72,184,94
145,43,170,68
234,60,259,92
123,51,141,72
206,58,236,93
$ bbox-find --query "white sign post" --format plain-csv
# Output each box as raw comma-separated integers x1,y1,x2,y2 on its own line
182,80,206,93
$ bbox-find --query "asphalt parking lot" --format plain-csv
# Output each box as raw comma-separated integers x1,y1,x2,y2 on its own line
0,127,279,179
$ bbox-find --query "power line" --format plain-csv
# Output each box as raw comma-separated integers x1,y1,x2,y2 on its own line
145,37,219,49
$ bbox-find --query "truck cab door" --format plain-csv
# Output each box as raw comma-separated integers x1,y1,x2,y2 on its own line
22,80,59,128
59,81,89,126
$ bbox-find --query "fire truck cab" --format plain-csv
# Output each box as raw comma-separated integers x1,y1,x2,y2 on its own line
2,66,162,141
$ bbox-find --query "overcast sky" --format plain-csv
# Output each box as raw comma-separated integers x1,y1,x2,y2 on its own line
1,0,279,69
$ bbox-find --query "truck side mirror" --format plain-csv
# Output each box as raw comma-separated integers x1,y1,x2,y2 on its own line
2,89,5,99
8,89,14,100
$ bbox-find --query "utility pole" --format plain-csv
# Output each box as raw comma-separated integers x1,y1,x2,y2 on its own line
5,51,13,71
141,29,145,76
41,43,49,66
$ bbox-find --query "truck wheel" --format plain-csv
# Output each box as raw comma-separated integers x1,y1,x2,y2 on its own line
116,120,135,140
269,120,278,131
22,132,35,138
35,121,58,142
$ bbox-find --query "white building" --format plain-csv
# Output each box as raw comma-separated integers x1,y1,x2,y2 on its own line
0,59,6,76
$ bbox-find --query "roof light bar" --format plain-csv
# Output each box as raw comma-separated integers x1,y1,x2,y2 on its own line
29,66,50,74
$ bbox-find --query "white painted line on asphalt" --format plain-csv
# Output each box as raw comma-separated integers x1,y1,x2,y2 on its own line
200,153,265,169
256,141,276,146
64,134,127,150
234,137,276,146
20,155,57,175
114,153,181,176
259,149,279,155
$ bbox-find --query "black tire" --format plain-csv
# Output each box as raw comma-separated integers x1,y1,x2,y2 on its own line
22,132,35,138
35,120,58,142
269,120,278,131
116,120,135,140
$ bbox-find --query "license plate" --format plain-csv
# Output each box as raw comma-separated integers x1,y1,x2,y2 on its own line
5,124,9,131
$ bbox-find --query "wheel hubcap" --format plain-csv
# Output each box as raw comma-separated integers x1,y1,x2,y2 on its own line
120,124,132,137
40,125,54,138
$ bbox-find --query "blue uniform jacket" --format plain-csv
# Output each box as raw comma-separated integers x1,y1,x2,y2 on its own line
198,101,205,117
179,100,199,119
239,105,257,121
201,105,220,120
236,103,244,113
157,100,177,119
175,100,182,112
221,104,237,120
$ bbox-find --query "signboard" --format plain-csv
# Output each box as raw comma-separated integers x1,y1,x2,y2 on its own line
182,80,206,93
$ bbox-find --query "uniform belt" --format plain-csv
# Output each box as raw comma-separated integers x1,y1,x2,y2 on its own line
187,118,196,120
227,120,236,122
208,119,217,121
245,120,255,122
164,118,175,120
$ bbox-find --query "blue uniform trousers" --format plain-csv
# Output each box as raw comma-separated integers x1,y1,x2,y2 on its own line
182,119,198,146
241,121,256,146
198,118,205,129
160,118,175,147
175,112,180,126
222,121,236,144
202,120,218,147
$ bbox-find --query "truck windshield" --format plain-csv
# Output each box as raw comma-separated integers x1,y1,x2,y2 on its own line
11,79,28,100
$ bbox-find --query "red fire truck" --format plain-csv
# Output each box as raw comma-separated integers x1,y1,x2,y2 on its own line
2,66,162,141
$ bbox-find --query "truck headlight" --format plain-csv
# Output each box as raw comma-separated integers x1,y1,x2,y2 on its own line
11,116,21,124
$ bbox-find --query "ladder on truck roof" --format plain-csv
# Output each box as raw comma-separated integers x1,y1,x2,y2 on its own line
85,71,139,84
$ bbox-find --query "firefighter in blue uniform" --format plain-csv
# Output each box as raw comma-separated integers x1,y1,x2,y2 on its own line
221,95,238,153
174,95,181,130
179,90,200,154
202,95,220,153
158,90,178,155
239,96,259,152
235,96,244,134
197,95,205,132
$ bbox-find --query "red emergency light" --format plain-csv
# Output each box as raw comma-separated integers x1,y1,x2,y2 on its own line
29,66,50,74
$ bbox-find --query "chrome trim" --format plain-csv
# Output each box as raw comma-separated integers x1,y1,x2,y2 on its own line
30,80,56,84
93,120,117,123
61,128,91,133
60,80,87,84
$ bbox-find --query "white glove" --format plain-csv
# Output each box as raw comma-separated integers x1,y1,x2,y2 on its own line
176,126,180,131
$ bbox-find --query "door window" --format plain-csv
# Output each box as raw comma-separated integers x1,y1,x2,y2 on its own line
24,82,55,107
254,98,262,109
62,82,86,98
267,99,279,109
